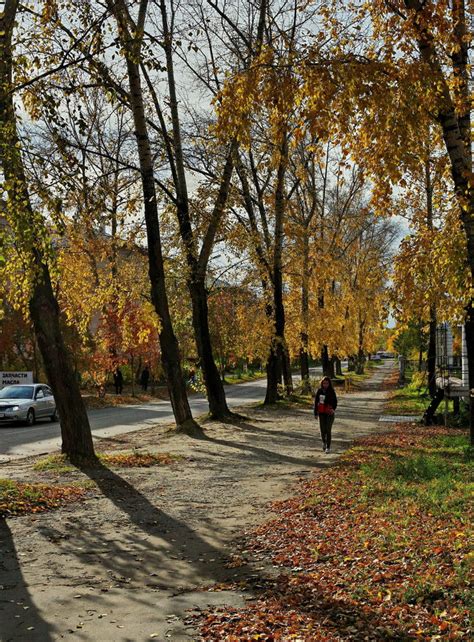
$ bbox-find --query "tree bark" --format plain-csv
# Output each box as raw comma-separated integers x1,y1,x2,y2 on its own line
157,0,235,419
265,130,292,401
299,342,310,393
425,158,437,398
0,0,94,459
427,306,437,398
265,338,282,404
107,0,198,433
189,278,230,416
282,344,293,396
355,316,366,374
299,233,311,393
321,345,331,377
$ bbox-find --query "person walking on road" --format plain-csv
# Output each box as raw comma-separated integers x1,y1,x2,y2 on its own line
314,376,338,453
113,367,124,395
140,365,150,392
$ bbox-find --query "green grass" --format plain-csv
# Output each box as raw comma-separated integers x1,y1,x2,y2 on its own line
384,369,459,416
0,478,42,501
383,384,430,415
224,370,266,384
34,455,76,473
359,434,473,517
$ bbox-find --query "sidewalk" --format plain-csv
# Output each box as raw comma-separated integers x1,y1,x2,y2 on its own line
0,363,395,641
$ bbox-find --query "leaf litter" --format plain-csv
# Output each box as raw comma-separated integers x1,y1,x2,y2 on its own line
195,425,473,640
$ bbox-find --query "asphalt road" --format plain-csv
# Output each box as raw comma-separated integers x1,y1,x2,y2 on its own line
0,367,330,460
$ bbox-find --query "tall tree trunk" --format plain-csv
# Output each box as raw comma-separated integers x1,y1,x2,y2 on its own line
107,0,198,433
321,345,331,377
263,291,281,403
265,338,282,404
405,0,473,443
264,131,292,402
356,319,366,375
425,158,437,398
282,344,293,396
300,233,311,393
189,278,230,417
334,356,343,377
427,306,437,398
300,343,310,393
158,0,234,419
0,0,95,459
418,345,423,372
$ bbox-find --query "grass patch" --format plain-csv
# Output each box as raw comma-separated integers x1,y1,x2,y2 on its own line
383,370,459,417
224,370,266,384
358,433,473,516
34,451,181,473
383,383,430,415
0,478,88,517
34,455,76,473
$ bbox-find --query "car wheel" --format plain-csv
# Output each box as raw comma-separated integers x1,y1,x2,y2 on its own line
50,408,59,422
26,409,35,426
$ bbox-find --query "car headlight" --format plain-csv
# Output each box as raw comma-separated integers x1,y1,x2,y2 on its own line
7,406,20,412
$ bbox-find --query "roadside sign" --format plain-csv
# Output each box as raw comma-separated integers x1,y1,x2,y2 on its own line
1,371,34,388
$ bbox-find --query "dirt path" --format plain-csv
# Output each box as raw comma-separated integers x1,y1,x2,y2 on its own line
1,363,395,641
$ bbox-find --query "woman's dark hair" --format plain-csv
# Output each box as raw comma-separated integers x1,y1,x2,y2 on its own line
319,376,333,389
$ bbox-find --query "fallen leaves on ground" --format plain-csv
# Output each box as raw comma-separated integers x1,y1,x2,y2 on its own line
196,425,473,640
34,451,181,472
84,389,168,409
0,479,88,517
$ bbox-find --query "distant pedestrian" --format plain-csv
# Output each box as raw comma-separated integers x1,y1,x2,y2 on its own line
188,368,196,385
140,365,150,392
113,367,123,395
314,376,338,454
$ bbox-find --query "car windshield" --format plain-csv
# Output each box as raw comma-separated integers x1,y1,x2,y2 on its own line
0,386,34,400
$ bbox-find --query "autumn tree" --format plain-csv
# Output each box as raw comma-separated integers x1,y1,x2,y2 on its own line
0,303,37,374
391,147,470,397
387,0,473,437
29,93,164,391
0,0,95,459
84,0,198,432
302,0,473,439
215,0,321,403
284,139,367,387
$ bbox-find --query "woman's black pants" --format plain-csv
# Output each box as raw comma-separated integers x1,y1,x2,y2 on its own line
318,413,335,449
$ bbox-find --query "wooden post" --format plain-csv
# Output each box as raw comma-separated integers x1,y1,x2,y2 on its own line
398,355,406,385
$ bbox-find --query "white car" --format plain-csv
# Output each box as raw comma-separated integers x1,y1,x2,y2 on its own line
0,384,58,425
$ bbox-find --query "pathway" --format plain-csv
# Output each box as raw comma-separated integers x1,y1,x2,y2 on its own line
0,362,394,641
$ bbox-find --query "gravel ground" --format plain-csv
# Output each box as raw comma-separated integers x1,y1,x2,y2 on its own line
0,363,395,641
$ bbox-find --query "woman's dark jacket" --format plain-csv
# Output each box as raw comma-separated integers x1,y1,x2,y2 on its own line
314,387,338,416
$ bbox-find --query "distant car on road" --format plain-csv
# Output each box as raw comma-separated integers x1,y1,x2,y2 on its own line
0,384,58,425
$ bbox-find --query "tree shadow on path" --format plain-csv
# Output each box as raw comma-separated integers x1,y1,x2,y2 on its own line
196,417,326,470
0,518,55,641
71,460,253,590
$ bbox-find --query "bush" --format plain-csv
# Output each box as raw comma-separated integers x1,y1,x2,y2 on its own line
408,370,427,391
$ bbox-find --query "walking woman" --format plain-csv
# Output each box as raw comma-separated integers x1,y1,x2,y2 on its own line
314,376,338,453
